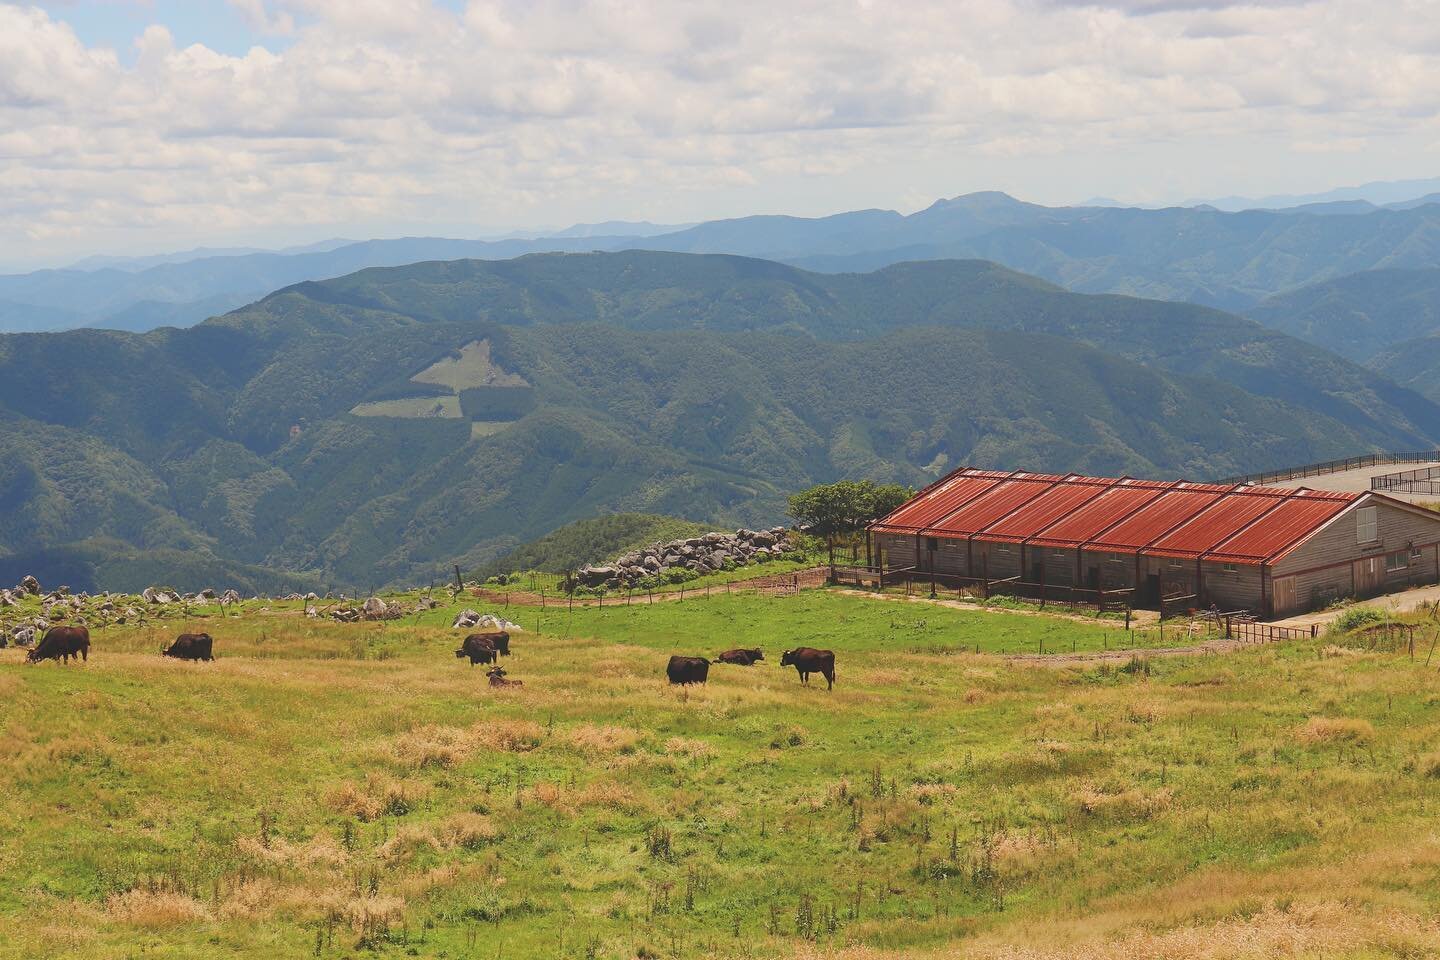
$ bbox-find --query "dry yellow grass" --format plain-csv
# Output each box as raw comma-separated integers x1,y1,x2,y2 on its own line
564,723,642,755
106,889,209,927
1297,716,1376,745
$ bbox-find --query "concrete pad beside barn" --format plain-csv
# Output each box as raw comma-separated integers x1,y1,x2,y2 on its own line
1267,461,1440,503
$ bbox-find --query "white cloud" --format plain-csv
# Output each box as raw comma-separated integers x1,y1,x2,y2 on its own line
1,0,1438,261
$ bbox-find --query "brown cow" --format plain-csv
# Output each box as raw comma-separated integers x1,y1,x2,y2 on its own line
162,633,214,661
714,648,764,666
487,666,523,687
780,647,835,690
666,655,710,685
455,635,497,666
27,625,90,664
465,630,510,656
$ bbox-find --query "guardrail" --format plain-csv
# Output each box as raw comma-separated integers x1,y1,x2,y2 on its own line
1221,451,1440,486
1371,463,1440,497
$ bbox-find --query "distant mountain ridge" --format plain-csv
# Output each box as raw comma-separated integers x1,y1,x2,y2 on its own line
7,191,1440,332
0,250,1430,591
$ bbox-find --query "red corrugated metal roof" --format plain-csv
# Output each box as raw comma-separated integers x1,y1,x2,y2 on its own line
1084,486,1228,552
870,470,1010,533
1027,480,1174,548
920,474,1065,537
1144,488,1290,560
983,477,1119,543
1206,491,1356,564
870,468,1366,564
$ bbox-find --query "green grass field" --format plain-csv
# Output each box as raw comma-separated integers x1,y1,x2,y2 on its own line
3,590,1440,959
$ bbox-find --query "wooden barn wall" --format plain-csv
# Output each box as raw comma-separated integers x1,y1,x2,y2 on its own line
1081,550,1137,590
932,538,971,576
981,541,1022,580
1036,547,1077,587
1198,563,1265,611
1273,500,1440,610
876,535,917,570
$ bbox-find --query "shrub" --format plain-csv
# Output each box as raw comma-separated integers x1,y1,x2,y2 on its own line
1331,607,1386,633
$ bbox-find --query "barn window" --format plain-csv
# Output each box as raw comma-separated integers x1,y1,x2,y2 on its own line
1386,550,1409,572
1054,550,1068,559
995,545,1011,555
1168,559,1184,568
1356,506,1378,544
926,537,938,552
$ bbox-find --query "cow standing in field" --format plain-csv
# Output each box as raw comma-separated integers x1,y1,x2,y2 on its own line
780,648,835,690
27,625,90,665
466,631,510,656
455,635,498,666
714,648,764,666
162,633,214,661
666,655,710,685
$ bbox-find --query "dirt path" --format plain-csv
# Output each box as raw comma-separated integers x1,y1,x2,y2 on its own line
1270,582,1440,631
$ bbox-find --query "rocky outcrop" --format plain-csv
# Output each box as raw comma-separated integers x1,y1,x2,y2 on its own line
571,527,796,590
451,609,523,632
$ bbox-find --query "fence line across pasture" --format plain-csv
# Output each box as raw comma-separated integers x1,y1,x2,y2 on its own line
467,567,831,610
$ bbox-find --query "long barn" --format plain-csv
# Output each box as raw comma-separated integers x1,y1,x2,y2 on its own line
868,469,1440,617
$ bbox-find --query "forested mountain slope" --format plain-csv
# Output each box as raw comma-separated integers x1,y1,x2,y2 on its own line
0,251,1433,591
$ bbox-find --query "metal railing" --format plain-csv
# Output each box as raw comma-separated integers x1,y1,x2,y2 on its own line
1221,451,1440,486
1371,463,1440,497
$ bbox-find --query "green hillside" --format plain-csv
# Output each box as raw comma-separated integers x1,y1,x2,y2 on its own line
1248,267,1440,362
0,251,1435,591
470,513,710,581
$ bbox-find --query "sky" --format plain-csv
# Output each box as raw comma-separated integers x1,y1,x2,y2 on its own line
3,0,1439,268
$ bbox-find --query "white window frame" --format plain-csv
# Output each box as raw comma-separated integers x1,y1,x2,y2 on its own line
1386,549,1409,572
1356,506,1378,544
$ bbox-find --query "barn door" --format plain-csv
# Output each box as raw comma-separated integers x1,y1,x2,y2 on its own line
1353,556,1383,596
1271,575,1297,615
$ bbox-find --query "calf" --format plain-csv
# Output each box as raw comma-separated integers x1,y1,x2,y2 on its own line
455,635,497,666
27,625,90,665
780,647,835,690
666,655,710,685
714,648,764,666
162,633,214,661
465,630,510,656
487,666,523,687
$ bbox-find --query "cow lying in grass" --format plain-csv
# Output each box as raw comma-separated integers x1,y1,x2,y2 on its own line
714,648,763,666
487,666,522,687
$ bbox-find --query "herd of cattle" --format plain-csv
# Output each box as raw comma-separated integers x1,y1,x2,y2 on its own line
16,624,837,692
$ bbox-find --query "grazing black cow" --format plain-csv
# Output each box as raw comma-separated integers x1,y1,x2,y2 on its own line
666,655,710,685
466,630,510,656
455,634,498,666
27,625,90,665
714,648,764,666
780,647,835,690
487,666,523,687
162,633,214,661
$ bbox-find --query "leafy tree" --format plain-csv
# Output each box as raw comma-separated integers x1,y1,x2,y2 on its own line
788,480,914,563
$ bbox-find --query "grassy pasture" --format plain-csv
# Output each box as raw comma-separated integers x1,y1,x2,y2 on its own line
2,591,1440,959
